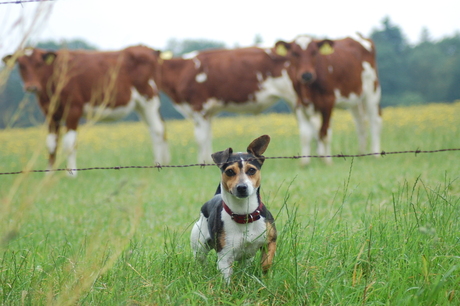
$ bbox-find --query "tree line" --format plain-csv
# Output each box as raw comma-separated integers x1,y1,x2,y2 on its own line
1,17,459,128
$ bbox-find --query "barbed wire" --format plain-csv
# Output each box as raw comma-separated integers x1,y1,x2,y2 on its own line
1,148,458,176
0,0,56,4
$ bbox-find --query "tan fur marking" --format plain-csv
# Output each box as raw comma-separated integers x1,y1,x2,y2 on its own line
218,230,226,251
243,163,261,189
221,163,241,193
261,221,277,272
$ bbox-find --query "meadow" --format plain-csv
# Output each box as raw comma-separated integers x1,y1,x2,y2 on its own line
0,102,459,305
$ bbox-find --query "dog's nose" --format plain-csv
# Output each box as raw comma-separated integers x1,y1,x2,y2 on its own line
236,184,247,193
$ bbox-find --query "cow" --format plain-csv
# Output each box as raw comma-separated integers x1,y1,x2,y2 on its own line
2,45,170,176
275,33,382,164
153,47,299,163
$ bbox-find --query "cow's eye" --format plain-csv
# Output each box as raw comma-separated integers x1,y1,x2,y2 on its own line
246,168,257,176
225,169,236,177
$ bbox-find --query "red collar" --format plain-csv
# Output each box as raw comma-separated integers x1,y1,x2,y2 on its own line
222,200,264,224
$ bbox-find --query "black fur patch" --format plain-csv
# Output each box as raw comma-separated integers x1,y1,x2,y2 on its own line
200,194,225,252
220,152,263,172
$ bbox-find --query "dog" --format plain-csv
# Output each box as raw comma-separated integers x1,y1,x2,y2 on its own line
190,134,277,284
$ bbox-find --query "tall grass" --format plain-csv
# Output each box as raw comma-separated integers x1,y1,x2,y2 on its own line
0,103,459,305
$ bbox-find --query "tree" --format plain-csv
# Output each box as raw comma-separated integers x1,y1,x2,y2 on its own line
438,34,460,101
253,34,263,46
371,16,412,106
164,38,226,56
36,39,97,51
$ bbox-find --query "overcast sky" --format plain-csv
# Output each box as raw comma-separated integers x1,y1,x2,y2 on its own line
1,0,459,57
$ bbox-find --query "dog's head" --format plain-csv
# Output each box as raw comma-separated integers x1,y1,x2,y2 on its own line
211,135,270,198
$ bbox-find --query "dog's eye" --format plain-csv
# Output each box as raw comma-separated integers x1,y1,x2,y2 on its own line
225,169,236,177
246,168,257,176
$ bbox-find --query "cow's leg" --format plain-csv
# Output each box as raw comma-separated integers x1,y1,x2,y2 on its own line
63,106,81,177
135,95,171,165
366,91,382,155
361,63,382,155
62,129,78,177
317,107,333,164
192,113,213,163
46,119,60,173
349,103,368,154
295,104,319,166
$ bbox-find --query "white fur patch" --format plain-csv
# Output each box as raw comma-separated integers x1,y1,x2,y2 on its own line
256,72,264,83
350,33,373,52
333,88,360,108
148,79,158,91
62,130,78,175
193,58,201,69
295,35,313,50
24,48,33,56
83,94,136,121
182,51,199,59
62,130,77,153
46,133,58,154
195,72,207,83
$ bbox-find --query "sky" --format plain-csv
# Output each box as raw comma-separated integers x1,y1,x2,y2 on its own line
1,0,459,58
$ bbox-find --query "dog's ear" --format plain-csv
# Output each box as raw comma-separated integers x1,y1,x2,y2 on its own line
211,147,233,169
247,135,270,165
247,135,270,156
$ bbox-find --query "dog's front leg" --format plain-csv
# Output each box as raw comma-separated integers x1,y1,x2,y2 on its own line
217,252,234,284
260,240,277,273
191,217,211,263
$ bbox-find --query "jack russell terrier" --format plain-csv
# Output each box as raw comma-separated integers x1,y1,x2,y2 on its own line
191,135,277,283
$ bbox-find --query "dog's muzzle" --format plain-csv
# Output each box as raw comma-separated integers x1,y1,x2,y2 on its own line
234,183,249,198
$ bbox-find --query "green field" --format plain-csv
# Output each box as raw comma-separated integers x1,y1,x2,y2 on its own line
0,103,459,305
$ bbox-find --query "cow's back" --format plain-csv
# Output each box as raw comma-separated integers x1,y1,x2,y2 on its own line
162,47,292,112
54,50,132,106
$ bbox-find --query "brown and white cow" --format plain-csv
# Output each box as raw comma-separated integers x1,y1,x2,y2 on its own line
275,33,382,164
2,45,170,176
153,47,299,163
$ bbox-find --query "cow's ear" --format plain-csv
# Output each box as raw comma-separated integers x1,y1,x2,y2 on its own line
318,39,334,55
212,147,233,169
274,41,290,56
160,51,173,60
42,52,57,65
2,55,14,66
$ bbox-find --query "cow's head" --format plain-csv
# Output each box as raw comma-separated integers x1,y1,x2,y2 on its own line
275,36,334,85
2,48,57,94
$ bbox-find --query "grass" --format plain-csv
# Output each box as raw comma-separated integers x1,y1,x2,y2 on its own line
0,102,459,305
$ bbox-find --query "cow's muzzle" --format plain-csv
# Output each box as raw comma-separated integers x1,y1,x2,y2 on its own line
301,72,315,84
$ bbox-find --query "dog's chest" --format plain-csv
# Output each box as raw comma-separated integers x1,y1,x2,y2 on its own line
222,214,267,258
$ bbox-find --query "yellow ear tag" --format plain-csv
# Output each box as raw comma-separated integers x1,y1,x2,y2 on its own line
319,43,334,55
160,51,173,60
275,44,288,56
45,54,55,65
